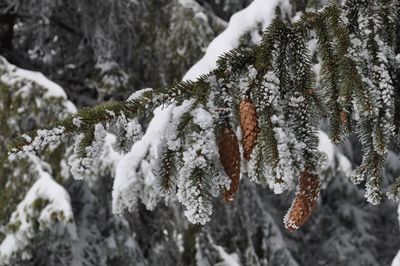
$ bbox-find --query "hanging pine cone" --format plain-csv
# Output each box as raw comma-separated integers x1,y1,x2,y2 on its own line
218,127,241,202
340,110,348,125
283,169,320,231
239,98,260,160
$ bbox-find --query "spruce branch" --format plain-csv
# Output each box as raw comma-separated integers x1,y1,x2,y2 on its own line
9,4,340,155
157,146,179,196
8,2,400,229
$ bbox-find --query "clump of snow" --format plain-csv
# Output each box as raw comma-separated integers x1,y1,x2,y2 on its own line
72,117,83,128
105,109,116,118
318,131,352,174
126,88,153,102
0,56,76,113
191,108,213,130
183,0,291,80
98,133,124,177
112,107,173,214
165,100,194,152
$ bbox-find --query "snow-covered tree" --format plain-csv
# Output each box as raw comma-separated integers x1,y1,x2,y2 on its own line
0,0,224,106
0,56,75,265
0,57,144,266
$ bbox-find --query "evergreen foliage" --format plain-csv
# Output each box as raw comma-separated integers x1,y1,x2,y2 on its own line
0,0,223,106
3,0,400,265
9,0,400,229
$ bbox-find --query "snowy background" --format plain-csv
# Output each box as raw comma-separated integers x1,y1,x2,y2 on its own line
1,0,400,265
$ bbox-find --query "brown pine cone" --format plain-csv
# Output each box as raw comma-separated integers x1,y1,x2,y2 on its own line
284,169,320,231
239,98,260,160
218,127,241,202
340,110,348,125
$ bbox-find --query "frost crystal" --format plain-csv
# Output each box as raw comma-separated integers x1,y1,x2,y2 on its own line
10,127,66,156
177,173,213,225
176,107,222,224
210,166,231,197
112,114,143,154
365,179,383,205
68,123,107,180
72,117,83,128
256,71,306,193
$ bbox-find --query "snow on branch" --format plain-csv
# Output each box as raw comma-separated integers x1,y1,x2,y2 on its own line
0,56,76,113
8,1,400,231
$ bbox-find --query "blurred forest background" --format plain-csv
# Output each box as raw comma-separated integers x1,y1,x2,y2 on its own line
1,0,400,265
